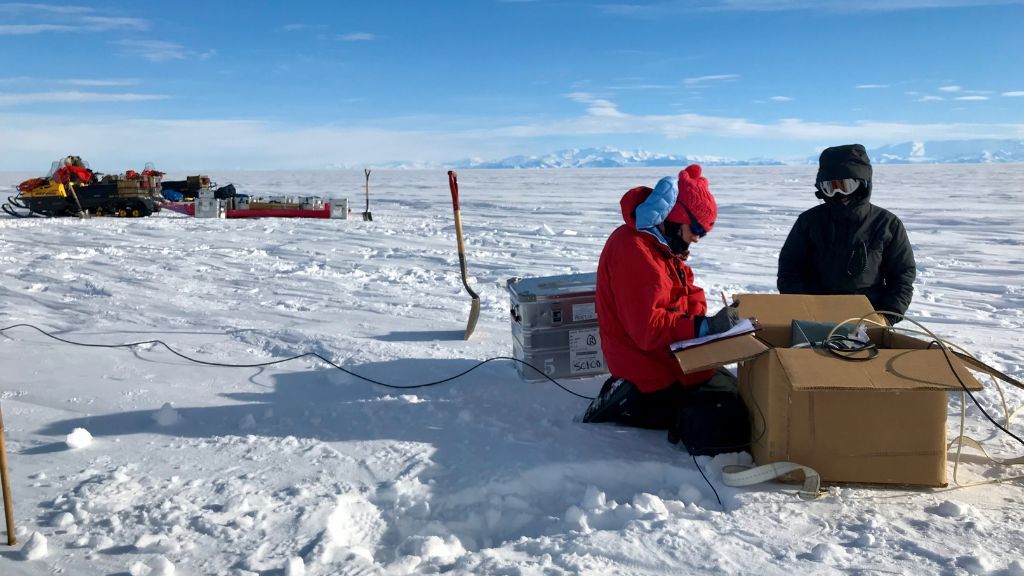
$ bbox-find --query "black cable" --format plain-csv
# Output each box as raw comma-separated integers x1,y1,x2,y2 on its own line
951,350,1024,393
0,323,595,400
822,316,1022,449
2,323,803,505
823,335,879,361
691,453,723,510
928,339,1024,448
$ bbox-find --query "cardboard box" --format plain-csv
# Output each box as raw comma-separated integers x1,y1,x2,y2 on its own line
672,294,982,486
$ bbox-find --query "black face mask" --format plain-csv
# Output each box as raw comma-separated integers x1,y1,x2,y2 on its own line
663,221,690,256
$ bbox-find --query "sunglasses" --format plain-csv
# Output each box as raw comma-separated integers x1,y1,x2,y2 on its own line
681,204,707,238
816,178,865,198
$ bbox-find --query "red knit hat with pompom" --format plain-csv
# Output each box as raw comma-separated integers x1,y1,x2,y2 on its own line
666,164,717,233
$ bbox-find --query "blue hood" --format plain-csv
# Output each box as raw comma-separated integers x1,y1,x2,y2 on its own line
634,176,677,246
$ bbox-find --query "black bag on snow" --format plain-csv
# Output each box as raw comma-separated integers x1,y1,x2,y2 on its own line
668,370,751,456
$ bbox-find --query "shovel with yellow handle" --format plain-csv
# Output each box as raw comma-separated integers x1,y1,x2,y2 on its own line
1,403,15,545
447,170,480,340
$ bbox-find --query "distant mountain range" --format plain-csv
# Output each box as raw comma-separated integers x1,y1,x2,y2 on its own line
868,139,1024,164
463,140,1024,169
367,139,1024,169
449,147,784,169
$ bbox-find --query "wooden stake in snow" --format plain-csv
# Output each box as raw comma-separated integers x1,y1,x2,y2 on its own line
0,403,15,545
448,171,480,340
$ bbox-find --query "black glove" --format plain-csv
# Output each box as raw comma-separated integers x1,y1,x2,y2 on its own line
705,305,740,335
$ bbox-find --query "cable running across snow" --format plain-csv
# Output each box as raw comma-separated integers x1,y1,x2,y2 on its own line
0,323,595,400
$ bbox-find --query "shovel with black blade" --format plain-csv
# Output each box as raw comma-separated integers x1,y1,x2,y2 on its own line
67,183,89,218
362,168,373,221
448,170,480,340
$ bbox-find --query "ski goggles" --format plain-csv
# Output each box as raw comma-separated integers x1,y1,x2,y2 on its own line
681,204,707,238
816,178,866,197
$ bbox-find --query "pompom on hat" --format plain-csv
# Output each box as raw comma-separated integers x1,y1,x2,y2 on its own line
666,164,717,233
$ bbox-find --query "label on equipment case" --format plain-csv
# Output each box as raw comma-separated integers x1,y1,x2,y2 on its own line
569,327,604,374
572,302,597,322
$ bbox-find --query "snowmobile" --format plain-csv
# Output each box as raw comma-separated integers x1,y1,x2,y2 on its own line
3,156,158,218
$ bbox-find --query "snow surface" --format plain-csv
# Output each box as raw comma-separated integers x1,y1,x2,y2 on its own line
1,166,1023,575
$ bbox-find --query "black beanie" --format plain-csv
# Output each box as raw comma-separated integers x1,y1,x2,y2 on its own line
816,144,872,183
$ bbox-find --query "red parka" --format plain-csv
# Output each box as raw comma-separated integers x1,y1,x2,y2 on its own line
596,185,715,393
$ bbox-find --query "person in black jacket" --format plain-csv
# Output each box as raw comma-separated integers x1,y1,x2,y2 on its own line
777,144,916,322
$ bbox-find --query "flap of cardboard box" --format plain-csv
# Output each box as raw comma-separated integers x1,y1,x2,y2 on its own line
673,333,770,373
735,294,886,347
775,348,983,391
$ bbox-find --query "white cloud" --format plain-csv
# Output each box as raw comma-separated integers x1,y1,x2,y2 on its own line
62,78,139,87
954,95,989,101
0,4,91,14
4,96,1023,168
512,94,1024,144
113,40,213,62
0,91,168,106
0,4,146,35
713,0,1024,11
0,76,33,86
282,23,328,33
1004,91,1024,97
939,85,962,92
79,15,146,30
600,0,1024,15
683,74,740,85
770,96,793,102
0,23,70,34
0,115,471,169
490,95,1024,146
856,84,888,89
566,92,627,118
917,95,944,101
606,83,675,91
339,32,374,41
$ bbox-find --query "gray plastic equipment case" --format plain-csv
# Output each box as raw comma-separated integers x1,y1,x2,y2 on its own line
506,272,608,381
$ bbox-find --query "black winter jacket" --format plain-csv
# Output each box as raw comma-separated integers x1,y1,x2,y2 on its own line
777,190,916,319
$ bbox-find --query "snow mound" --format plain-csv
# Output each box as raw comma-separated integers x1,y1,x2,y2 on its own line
807,542,849,563
931,500,970,518
410,534,467,565
65,427,93,449
129,556,175,576
153,402,181,426
285,557,305,576
20,531,48,560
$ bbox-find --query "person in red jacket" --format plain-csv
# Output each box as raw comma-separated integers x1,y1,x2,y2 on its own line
582,164,747,455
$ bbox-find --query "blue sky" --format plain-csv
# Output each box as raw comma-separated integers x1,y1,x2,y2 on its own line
1,0,1023,169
